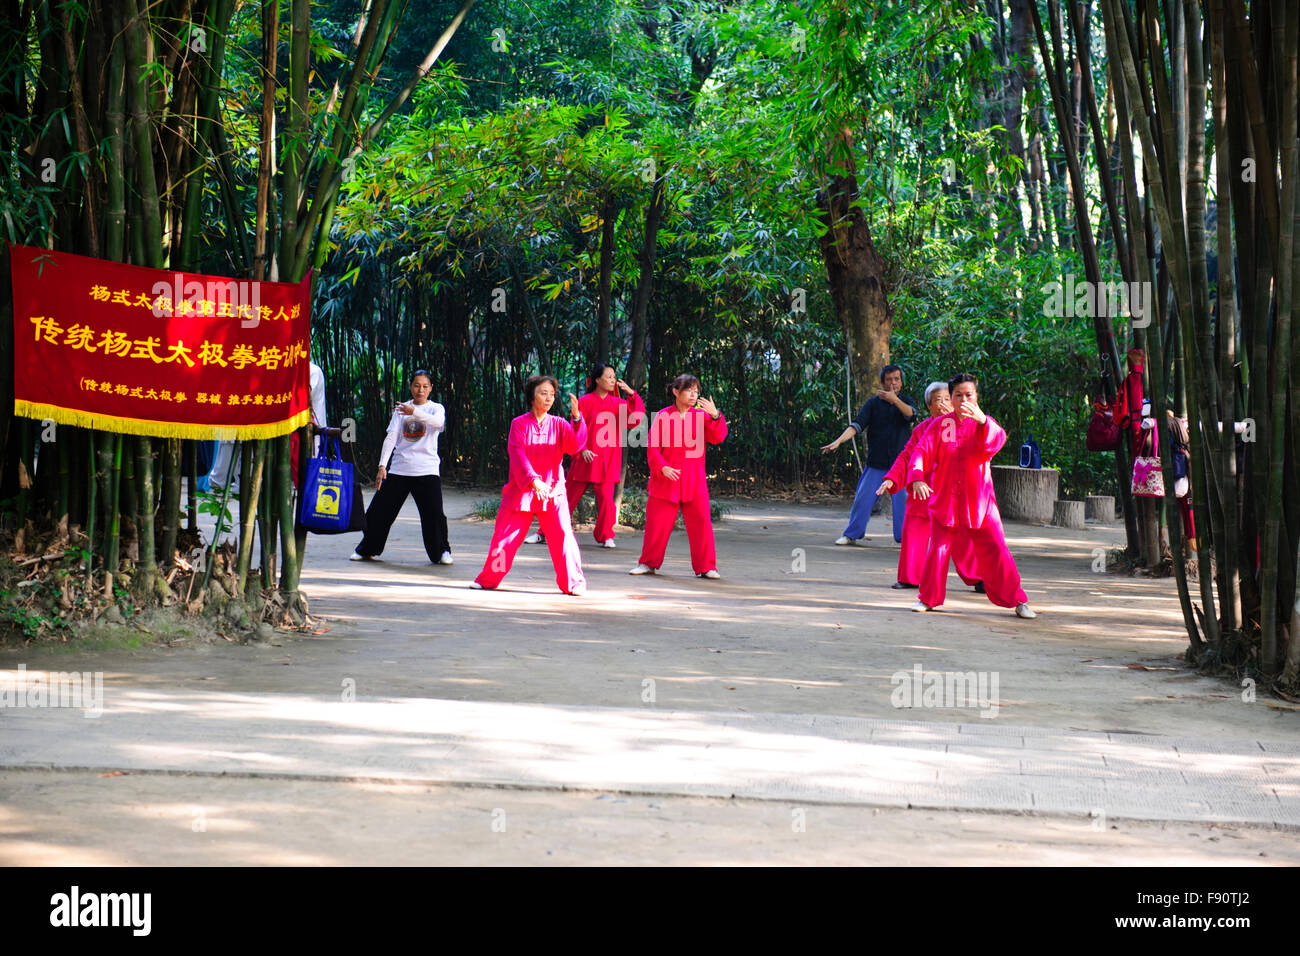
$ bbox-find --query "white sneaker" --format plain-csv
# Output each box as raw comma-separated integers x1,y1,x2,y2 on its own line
911,600,931,613
698,569,721,579
628,563,655,575
1015,603,1037,619
602,539,617,549
438,551,454,565
349,551,369,561
834,536,856,546
469,581,484,589
567,584,587,596
524,532,544,544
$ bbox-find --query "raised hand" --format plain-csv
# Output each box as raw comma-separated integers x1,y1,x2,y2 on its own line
958,400,986,424
696,396,719,417
568,393,581,419
616,378,633,396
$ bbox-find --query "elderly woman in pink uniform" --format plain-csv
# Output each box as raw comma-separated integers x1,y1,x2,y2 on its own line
905,373,1036,618
876,381,981,592
629,374,728,578
472,375,588,595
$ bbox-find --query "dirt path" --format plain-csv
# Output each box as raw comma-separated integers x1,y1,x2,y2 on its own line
9,489,1286,740
4,490,1296,866
3,770,1290,866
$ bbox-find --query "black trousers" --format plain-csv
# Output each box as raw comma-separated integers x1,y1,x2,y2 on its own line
356,473,450,562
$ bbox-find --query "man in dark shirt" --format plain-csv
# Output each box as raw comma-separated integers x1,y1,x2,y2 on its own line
820,364,916,544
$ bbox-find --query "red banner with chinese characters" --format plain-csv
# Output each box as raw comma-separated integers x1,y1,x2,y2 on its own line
9,244,312,440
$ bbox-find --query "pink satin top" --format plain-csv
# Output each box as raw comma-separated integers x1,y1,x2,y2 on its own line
567,389,646,484
906,413,1008,529
646,406,728,503
500,411,588,512
884,415,941,501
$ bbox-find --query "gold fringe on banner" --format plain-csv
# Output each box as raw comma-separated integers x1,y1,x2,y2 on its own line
13,401,310,441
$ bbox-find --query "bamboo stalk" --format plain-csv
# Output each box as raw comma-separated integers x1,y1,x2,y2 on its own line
259,438,273,589
275,433,299,616
84,428,97,581
104,433,123,597
121,0,163,269
134,435,158,596
288,0,480,276
1209,0,1241,636
56,428,69,531
160,438,180,570
187,442,198,531
236,440,266,597
254,0,279,279
1034,0,1141,561
15,419,32,537
1261,0,1298,675
177,0,235,271
1099,0,1202,646
1181,0,1221,647
277,0,310,276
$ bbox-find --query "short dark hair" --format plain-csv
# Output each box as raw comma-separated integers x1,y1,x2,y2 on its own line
586,363,616,393
524,374,560,408
948,372,978,395
410,368,432,385
670,373,701,394
880,364,903,383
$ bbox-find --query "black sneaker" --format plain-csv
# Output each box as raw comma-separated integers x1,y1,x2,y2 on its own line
891,581,918,589
974,580,986,593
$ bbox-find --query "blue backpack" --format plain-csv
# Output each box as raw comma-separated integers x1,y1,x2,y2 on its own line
1019,434,1042,469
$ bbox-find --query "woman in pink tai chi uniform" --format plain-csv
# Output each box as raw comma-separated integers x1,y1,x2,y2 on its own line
472,375,588,595
905,373,1036,618
876,381,981,592
629,374,728,579
528,363,645,549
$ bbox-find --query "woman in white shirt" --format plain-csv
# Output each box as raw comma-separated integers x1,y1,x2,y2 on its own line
350,370,453,565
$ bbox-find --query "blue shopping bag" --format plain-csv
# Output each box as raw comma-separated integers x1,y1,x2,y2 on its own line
298,436,354,532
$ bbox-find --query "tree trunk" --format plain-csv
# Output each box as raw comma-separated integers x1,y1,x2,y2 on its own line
595,195,618,366
626,179,665,392
816,131,892,406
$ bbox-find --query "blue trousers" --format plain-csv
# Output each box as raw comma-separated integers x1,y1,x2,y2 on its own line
843,464,906,542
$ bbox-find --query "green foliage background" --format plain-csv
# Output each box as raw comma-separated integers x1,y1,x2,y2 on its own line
303,0,1119,500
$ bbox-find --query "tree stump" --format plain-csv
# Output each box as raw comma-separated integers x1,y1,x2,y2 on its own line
1052,499,1086,529
991,465,1059,522
1085,495,1115,523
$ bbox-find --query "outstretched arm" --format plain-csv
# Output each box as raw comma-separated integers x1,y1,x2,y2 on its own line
881,419,927,492
906,419,940,490
376,411,401,474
